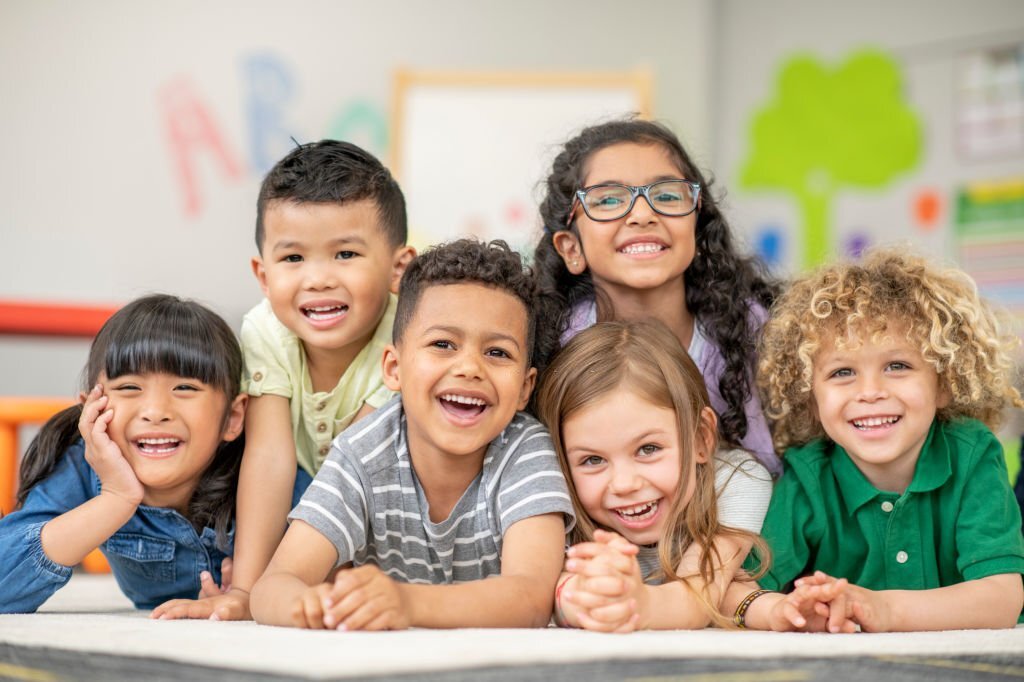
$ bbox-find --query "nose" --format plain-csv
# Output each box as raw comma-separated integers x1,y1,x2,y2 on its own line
608,461,642,495
140,394,172,423
625,192,657,226
856,373,888,402
452,349,484,380
303,259,339,291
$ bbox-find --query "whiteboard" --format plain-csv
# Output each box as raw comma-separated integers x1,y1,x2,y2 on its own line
392,71,652,255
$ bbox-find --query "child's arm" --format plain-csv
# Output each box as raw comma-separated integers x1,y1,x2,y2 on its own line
722,575,855,632
40,386,143,565
835,573,1023,632
153,394,297,621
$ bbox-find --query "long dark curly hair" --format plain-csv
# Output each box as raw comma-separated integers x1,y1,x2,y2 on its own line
533,118,779,445
17,294,245,550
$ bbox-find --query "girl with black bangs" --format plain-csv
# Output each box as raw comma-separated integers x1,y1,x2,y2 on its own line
0,294,296,614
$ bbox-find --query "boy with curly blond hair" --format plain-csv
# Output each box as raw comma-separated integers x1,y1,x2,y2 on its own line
746,248,1024,632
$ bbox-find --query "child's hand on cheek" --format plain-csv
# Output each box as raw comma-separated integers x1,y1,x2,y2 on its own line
321,565,410,631
79,384,143,506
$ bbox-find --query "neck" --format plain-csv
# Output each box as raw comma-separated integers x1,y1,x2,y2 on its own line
303,332,373,393
142,482,197,517
596,279,695,349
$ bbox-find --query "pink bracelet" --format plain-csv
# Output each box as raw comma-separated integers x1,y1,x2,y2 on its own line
554,575,573,627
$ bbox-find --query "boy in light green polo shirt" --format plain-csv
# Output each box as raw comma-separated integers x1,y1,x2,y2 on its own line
155,140,415,621
731,249,1024,632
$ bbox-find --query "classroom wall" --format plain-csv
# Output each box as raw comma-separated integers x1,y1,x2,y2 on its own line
0,0,713,397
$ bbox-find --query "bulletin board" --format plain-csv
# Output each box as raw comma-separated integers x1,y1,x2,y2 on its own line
391,70,653,254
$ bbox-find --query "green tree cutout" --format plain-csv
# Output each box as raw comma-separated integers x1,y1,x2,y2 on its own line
741,50,922,267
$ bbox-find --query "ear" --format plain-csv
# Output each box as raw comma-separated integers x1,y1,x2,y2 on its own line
936,379,952,410
516,367,538,411
694,406,717,464
552,231,587,275
390,246,417,294
381,344,402,392
221,394,248,442
251,256,270,297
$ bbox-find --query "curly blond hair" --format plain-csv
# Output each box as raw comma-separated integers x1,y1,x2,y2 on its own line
759,248,1023,453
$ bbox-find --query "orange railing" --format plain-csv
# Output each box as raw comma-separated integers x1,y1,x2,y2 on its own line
1,299,118,573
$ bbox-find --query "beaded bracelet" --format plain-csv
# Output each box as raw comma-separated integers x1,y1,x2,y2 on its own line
734,588,774,629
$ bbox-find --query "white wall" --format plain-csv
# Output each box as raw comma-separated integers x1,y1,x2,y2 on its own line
0,0,712,397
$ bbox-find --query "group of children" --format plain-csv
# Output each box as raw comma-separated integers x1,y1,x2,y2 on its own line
2,118,1022,633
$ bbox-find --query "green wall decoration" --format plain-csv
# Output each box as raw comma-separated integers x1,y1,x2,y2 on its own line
741,50,922,268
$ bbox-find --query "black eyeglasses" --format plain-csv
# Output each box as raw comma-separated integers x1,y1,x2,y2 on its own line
565,179,701,226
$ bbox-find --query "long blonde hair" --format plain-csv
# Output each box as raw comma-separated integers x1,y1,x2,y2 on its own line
536,319,765,625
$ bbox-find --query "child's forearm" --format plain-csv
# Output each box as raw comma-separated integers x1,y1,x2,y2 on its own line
400,574,557,628
642,580,719,629
40,492,138,566
250,570,311,626
864,574,1023,631
233,446,297,591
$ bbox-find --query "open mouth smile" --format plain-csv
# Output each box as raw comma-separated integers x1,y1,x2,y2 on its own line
617,242,667,256
850,415,901,430
133,437,183,457
611,499,661,526
438,393,490,421
301,304,349,321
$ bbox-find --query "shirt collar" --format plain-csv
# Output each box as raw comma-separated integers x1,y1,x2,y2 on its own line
830,419,949,511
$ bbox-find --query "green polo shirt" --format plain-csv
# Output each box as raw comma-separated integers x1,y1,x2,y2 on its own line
748,418,1024,595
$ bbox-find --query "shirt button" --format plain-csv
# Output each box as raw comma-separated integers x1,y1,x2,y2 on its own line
317,422,328,433
896,550,909,564
316,400,327,411
252,371,263,382
319,445,330,456
881,501,894,513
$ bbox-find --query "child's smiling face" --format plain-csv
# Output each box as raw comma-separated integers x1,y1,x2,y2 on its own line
382,283,536,466
100,372,244,510
561,387,710,546
253,199,411,364
553,142,697,300
811,323,949,492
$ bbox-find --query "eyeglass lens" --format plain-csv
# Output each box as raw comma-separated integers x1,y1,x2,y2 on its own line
581,180,697,220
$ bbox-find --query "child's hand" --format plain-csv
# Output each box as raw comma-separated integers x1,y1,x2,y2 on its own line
564,530,643,632
151,587,251,621
79,385,143,506
319,565,410,631
839,582,891,633
769,574,854,633
198,557,233,597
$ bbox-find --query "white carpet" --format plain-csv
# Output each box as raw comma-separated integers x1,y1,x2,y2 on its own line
0,574,1020,680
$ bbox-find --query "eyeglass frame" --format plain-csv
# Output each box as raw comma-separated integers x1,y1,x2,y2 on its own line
564,179,702,227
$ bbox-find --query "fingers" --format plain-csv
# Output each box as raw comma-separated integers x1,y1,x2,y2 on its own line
565,553,634,578
291,585,331,629
198,571,222,599
151,598,215,621
219,558,233,592
575,599,638,633
592,529,640,555
321,566,407,631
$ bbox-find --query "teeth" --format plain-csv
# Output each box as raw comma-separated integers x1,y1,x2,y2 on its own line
137,438,179,445
619,243,664,255
615,501,658,519
440,394,486,406
852,416,900,428
303,305,347,321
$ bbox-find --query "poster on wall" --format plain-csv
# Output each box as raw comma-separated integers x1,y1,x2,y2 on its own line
954,178,1024,330
956,43,1024,161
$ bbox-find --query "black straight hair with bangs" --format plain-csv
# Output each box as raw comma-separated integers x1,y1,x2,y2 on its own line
17,294,244,549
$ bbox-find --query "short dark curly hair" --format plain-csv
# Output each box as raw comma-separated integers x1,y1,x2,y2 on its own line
394,239,539,365
255,139,407,252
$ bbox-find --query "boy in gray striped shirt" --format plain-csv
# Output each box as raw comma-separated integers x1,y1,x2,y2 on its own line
251,240,574,630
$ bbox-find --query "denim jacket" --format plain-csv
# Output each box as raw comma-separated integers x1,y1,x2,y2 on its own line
0,439,311,613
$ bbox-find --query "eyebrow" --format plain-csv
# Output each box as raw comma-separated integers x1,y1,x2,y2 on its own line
586,174,685,186
422,325,523,351
270,235,368,252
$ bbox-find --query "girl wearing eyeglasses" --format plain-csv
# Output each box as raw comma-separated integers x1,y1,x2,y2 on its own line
533,117,780,477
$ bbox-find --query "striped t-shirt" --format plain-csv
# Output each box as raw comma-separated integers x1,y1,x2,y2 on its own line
289,395,575,584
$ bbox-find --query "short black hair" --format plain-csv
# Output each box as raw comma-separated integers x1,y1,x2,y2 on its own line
255,139,407,251
394,239,539,365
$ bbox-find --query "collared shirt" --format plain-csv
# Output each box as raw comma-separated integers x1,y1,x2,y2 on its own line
0,440,312,613
241,295,396,476
750,418,1024,593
